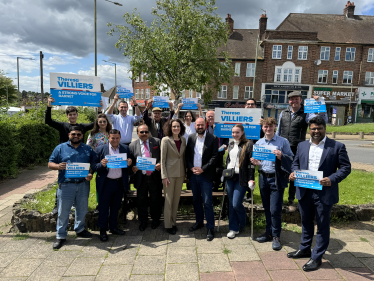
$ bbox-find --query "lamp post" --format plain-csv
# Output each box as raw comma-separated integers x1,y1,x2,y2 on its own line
94,0,123,77
17,57,34,96
102,60,117,87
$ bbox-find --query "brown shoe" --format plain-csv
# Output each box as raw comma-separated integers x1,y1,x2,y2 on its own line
288,201,297,212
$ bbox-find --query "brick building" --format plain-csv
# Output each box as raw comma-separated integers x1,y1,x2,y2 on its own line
260,1,374,123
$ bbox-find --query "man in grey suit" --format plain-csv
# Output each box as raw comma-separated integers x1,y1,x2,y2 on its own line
130,124,163,231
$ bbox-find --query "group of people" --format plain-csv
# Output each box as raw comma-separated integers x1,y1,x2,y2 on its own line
46,90,351,272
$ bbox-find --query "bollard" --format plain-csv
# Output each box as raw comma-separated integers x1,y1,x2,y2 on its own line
332,132,336,139
359,131,364,139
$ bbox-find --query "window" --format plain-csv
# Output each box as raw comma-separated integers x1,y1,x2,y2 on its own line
368,48,374,62
246,63,255,77
343,71,353,84
140,71,143,82
272,45,282,59
320,46,330,60
135,75,139,82
196,89,202,99
318,70,328,83
233,86,239,99
298,46,308,60
218,85,227,99
188,89,193,98
287,46,293,59
283,69,293,82
135,89,139,99
345,47,356,61
274,63,302,83
140,89,144,99
332,70,338,84
182,90,185,98
265,90,307,104
335,47,341,61
295,69,300,83
145,88,150,99
244,86,253,99
276,68,282,82
234,63,241,77
365,72,374,85
219,62,225,75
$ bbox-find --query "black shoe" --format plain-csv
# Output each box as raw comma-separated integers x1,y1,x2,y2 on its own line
52,238,66,249
256,232,273,243
94,205,99,215
166,228,175,235
139,222,147,231
99,229,108,242
172,225,178,233
272,237,282,251
151,220,161,229
51,206,58,216
302,258,322,272
287,249,312,259
189,222,204,232
76,229,92,238
207,229,214,241
110,228,125,235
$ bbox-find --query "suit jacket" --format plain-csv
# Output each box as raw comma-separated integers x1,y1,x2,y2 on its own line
93,143,131,196
129,137,162,189
291,137,351,205
185,132,218,182
160,136,186,179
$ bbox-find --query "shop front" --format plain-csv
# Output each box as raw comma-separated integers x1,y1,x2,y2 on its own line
312,86,358,124
208,100,247,109
357,87,374,123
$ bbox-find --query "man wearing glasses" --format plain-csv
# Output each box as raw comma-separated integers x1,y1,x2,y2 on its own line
144,98,175,139
129,124,163,231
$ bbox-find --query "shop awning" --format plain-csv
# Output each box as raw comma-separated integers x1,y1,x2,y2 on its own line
361,100,374,104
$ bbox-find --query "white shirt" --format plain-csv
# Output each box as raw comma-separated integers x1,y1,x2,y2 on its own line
107,113,141,143
107,145,122,179
227,141,240,174
139,139,150,175
193,132,206,168
308,136,326,171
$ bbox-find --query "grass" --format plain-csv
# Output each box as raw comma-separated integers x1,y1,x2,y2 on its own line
12,233,29,240
324,123,374,134
223,248,232,254
360,237,369,242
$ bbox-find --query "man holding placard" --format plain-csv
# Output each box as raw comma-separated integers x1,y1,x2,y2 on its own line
143,98,174,139
106,94,141,146
250,117,293,251
93,129,132,242
276,91,328,212
288,116,351,271
129,124,163,231
48,126,97,250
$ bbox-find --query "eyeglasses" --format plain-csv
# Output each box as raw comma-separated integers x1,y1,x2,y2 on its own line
139,131,149,134
98,121,107,124
70,133,82,136
246,103,255,106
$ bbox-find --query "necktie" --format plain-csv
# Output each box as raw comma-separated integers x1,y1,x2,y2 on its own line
143,141,152,175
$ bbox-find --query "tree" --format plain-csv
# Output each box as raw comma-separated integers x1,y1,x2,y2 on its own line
0,71,18,104
108,0,234,104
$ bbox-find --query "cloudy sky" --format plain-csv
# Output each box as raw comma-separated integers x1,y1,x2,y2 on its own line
1,0,373,94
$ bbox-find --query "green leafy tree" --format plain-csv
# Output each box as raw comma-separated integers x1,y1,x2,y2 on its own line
0,71,18,104
108,0,234,104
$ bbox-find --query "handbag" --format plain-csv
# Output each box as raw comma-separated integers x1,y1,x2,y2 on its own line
222,168,235,179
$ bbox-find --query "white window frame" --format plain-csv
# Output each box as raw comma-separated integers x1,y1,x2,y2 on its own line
218,85,227,99
145,88,150,99
140,89,144,99
272,45,282,59
345,47,356,61
294,69,301,83
287,46,293,59
244,86,253,99
135,89,139,99
343,71,353,84
246,63,255,77
298,46,308,60
188,89,193,98
368,48,374,62
140,71,143,82
274,65,302,83
332,70,338,84
234,63,241,77
135,75,139,83
181,89,185,98
233,85,239,99
320,46,330,61
196,88,203,99
318,70,328,84
365,72,374,85
335,47,341,61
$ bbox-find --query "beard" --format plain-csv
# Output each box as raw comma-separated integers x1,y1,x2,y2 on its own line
69,138,81,144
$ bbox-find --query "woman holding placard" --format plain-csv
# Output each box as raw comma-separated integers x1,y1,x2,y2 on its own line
224,124,255,239
173,103,204,143
160,119,186,235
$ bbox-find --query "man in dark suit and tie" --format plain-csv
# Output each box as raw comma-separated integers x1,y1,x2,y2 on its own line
186,117,218,241
288,116,351,271
93,129,132,242
129,124,163,231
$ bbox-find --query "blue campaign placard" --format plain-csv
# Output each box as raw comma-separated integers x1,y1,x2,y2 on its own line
295,170,323,190
65,163,89,178
117,87,134,98
106,153,127,169
153,96,169,108
136,157,156,171
304,99,327,113
295,179,322,190
253,151,276,161
107,161,127,168
214,124,261,139
51,89,101,107
182,98,198,110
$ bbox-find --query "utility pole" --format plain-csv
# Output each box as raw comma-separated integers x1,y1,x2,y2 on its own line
94,0,97,76
40,51,44,103
17,57,20,97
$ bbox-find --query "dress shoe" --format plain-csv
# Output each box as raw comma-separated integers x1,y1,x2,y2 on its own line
76,229,92,238
99,229,108,242
52,238,66,250
287,249,312,259
139,222,147,231
51,206,58,216
288,201,297,212
207,229,214,241
302,258,322,272
256,232,273,243
151,220,161,229
94,205,99,215
272,237,282,251
189,222,204,232
172,225,178,233
166,228,175,235
110,228,125,235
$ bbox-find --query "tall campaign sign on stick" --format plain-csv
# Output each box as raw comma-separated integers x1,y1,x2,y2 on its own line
50,73,101,107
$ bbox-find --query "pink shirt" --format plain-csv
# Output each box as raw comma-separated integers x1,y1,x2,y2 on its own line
107,145,122,179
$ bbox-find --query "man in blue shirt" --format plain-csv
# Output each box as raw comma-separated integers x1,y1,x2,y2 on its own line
251,117,293,251
48,126,97,250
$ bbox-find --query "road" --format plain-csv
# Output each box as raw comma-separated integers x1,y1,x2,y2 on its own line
337,140,374,165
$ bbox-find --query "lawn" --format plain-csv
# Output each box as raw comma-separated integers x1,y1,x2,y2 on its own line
324,123,374,134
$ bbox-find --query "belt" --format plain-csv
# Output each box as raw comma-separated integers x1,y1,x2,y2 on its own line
107,177,122,182
64,179,86,184
259,170,275,178
141,173,152,177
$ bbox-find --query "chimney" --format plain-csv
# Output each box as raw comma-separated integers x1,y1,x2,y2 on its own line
226,14,234,34
344,1,355,19
259,14,268,40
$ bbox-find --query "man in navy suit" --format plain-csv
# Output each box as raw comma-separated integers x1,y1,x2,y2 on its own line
93,129,132,242
288,116,351,271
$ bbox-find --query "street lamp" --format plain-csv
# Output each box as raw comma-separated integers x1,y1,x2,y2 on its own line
94,0,123,77
102,60,117,87
17,57,34,96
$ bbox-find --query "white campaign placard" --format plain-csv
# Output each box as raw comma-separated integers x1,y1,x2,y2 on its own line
153,96,169,108
136,157,157,171
105,153,127,168
65,163,90,178
182,98,198,109
295,170,323,190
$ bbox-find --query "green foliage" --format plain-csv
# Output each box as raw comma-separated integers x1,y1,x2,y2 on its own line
108,0,234,103
325,123,374,134
12,233,30,240
223,248,232,254
0,71,18,104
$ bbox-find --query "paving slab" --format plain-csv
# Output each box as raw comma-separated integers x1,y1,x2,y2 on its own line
231,261,271,281
132,256,166,274
18,241,52,259
0,259,44,278
333,230,362,243
166,246,197,263
78,241,113,258
168,235,196,247
63,257,103,276
0,238,39,253
198,253,231,272
41,250,80,267
95,265,132,281
259,252,298,270
0,278,27,281
0,252,21,268
129,275,164,281
27,266,68,281
336,267,374,280
138,240,169,256
196,238,224,254
358,258,374,272
200,272,235,281
221,236,252,246
268,269,308,281
226,244,261,262
165,263,199,281
104,246,138,265
344,241,374,258
252,240,286,252
325,249,366,268
59,238,90,251
61,277,96,281
294,259,343,280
